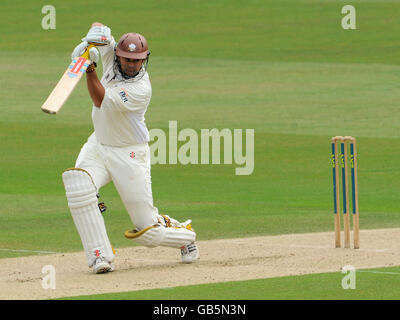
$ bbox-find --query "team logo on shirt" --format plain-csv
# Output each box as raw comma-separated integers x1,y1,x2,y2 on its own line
119,89,128,103
130,152,135,159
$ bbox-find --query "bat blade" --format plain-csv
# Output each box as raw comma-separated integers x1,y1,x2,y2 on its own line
41,56,91,115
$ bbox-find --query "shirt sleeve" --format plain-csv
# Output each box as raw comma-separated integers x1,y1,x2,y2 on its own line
97,36,116,70
100,84,151,113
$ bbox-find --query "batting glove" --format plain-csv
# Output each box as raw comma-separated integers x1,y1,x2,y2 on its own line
71,41,99,63
83,25,111,46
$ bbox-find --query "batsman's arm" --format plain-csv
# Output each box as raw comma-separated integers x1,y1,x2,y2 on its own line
86,67,105,108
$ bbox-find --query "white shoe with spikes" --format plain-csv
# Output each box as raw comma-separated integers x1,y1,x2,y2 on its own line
181,242,199,264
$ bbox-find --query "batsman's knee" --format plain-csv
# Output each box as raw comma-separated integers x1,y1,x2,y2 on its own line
62,168,98,209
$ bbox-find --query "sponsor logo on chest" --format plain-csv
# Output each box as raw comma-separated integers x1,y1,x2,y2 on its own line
119,89,128,103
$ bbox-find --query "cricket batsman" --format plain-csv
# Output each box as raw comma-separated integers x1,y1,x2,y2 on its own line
62,22,199,274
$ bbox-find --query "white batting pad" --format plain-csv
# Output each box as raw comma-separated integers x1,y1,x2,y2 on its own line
125,224,196,248
62,168,115,267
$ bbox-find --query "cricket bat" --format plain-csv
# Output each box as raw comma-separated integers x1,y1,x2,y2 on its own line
41,43,96,115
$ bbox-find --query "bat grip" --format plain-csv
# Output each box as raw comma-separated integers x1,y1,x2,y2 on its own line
81,43,96,60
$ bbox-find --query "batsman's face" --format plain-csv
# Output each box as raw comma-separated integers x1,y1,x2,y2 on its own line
118,56,145,76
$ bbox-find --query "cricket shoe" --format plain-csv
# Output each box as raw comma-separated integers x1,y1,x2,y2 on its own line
93,256,115,274
181,242,199,264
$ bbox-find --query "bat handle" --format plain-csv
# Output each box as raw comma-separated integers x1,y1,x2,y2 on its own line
81,43,96,60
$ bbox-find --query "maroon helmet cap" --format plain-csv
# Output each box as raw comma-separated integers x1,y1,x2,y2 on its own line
115,33,149,60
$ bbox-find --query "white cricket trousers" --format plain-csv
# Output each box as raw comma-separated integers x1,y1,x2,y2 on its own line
75,133,159,230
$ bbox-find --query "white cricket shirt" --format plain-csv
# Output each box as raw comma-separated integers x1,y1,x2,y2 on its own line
92,37,152,147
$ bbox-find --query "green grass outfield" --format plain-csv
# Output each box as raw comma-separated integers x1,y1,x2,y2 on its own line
1,0,400,299
60,266,400,300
